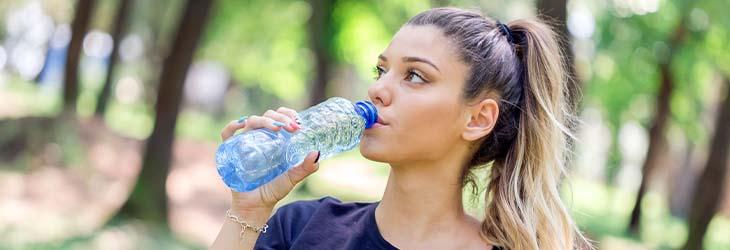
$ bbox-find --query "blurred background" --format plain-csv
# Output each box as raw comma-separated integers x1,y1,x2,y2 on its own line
0,0,728,249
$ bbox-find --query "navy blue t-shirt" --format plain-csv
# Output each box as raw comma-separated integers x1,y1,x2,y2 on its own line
253,196,501,249
253,196,397,249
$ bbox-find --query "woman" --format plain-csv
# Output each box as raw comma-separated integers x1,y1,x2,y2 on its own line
211,7,590,250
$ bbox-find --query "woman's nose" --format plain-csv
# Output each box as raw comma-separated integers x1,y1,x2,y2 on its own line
367,79,391,107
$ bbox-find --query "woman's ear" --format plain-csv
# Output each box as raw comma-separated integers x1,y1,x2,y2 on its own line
462,98,499,142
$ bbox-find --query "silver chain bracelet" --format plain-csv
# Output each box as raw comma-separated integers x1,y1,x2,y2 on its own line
226,209,269,240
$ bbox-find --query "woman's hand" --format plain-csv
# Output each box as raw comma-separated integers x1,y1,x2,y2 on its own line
220,107,320,212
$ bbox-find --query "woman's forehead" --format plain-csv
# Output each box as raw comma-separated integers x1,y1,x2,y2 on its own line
382,25,459,65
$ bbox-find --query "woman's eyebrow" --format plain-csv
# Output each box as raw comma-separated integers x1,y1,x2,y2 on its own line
403,56,440,72
378,54,441,72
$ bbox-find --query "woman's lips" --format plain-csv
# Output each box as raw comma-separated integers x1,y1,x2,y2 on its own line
376,115,388,125
372,123,387,128
369,116,388,129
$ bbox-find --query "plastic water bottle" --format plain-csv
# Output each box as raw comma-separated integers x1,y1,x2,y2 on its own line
216,97,378,192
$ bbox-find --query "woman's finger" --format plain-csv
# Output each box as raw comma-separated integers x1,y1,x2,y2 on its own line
220,118,248,141
263,109,299,132
250,151,320,204
220,115,287,141
239,115,287,133
284,151,320,185
276,107,300,123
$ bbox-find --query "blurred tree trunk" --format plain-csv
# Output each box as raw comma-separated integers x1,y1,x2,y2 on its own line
62,0,96,115
627,11,689,233
627,62,674,233
308,0,336,106
95,0,133,116
114,0,213,226
682,77,730,250
669,140,696,217
141,0,179,110
605,124,622,184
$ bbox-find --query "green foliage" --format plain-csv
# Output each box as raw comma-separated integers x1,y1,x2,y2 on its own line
199,0,312,101
583,0,728,185
331,1,395,78
587,0,724,147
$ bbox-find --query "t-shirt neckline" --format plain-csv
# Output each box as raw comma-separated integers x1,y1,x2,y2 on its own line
365,202,399,249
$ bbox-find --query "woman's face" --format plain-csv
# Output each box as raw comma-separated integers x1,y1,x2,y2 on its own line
359,24,476,165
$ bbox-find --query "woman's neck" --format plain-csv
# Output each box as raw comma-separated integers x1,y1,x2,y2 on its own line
374,150,482,247
378,163,465,225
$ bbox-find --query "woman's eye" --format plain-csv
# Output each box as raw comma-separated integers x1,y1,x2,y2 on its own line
373,66,386,80
406,70,425,83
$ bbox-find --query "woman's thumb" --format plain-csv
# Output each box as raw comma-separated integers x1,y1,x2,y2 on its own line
285,151,320,185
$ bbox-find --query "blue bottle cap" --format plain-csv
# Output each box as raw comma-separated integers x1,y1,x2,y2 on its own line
354,100,378,129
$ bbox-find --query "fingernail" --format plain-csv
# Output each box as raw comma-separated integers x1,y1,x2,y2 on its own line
314,151,320,163
272,121,285,127
290,122,300,129
237,116,248,123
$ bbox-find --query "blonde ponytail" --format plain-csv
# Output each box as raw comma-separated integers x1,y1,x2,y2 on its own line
481,18,586,249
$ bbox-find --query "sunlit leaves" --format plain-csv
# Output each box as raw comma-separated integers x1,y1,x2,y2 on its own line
199,0,312,101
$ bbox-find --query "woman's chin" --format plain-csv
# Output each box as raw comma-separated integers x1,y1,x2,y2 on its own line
359,141,388,163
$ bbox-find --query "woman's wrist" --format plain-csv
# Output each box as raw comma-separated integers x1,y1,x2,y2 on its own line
212,207,273,250
228,206,274,225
